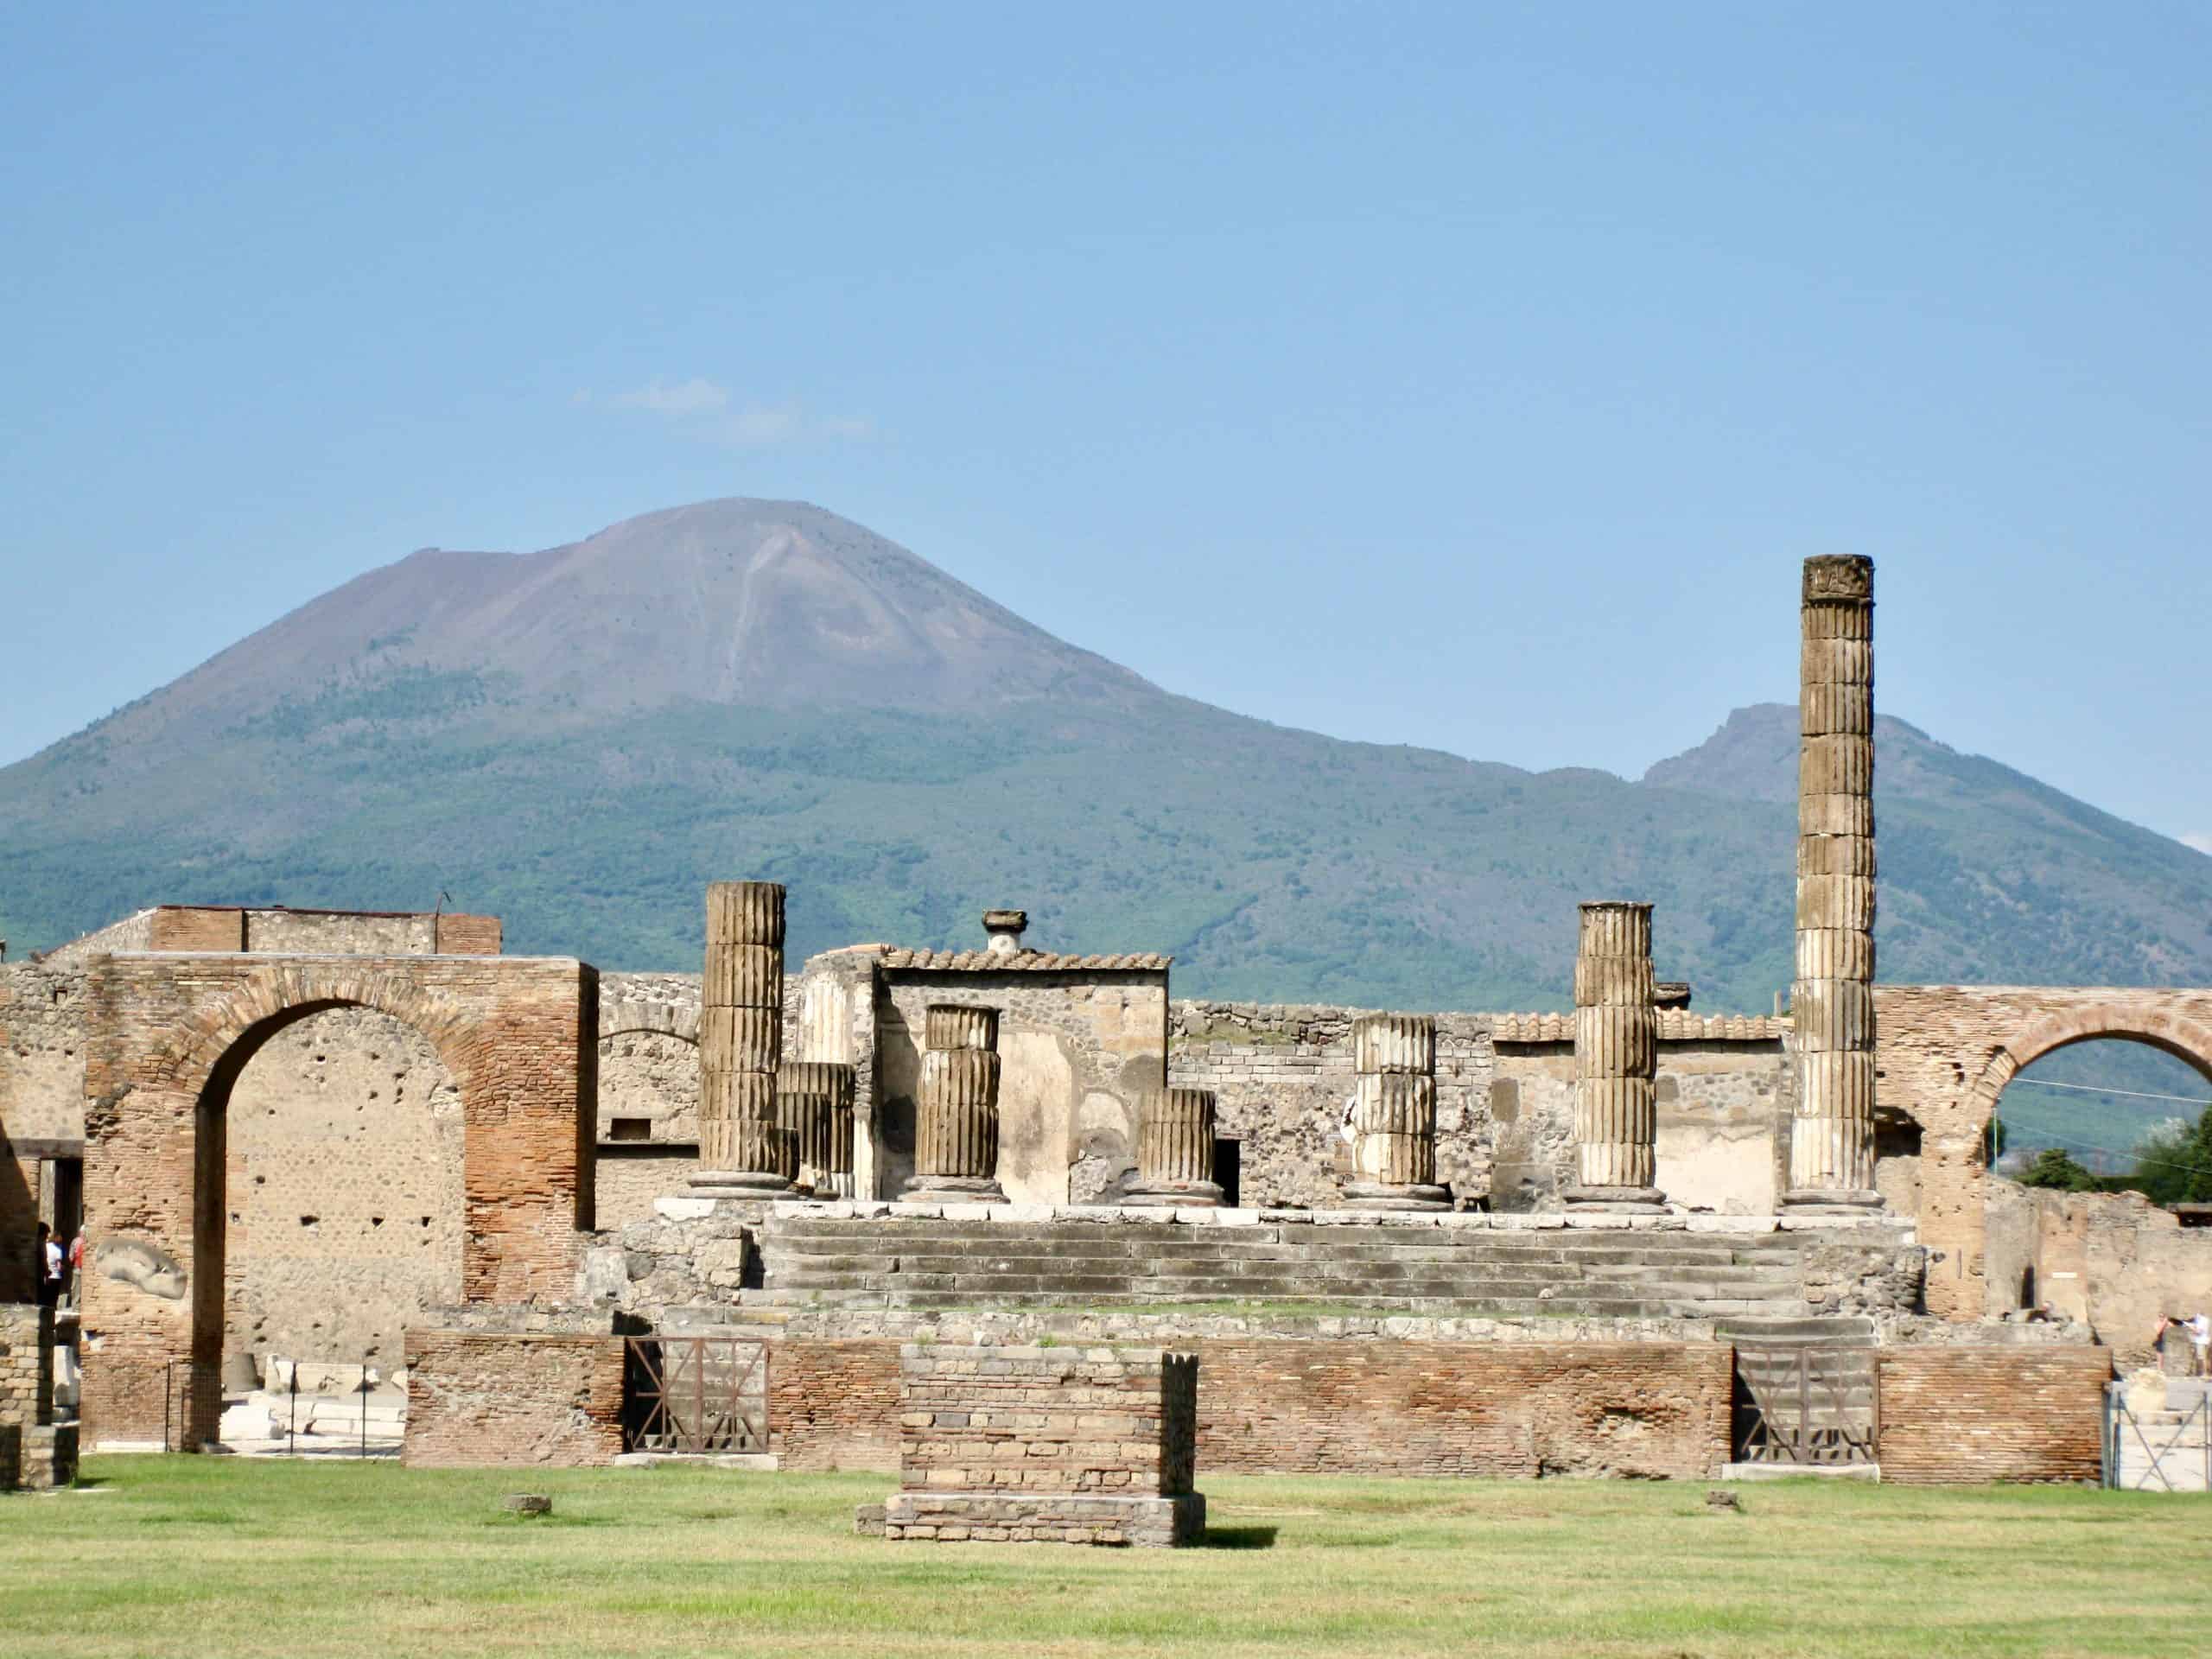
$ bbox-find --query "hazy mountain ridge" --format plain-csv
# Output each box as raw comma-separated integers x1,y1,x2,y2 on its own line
4,499,2210,1020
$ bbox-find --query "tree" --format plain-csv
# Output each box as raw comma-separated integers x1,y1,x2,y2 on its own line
2126,1109,2212,1205
2017,1147,2098,1192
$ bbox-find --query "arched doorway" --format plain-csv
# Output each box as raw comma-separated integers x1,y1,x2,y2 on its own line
79,953,595,1449
219,1007,466,1392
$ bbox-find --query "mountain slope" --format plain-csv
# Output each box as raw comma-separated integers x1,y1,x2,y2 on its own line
3,500,2209,1014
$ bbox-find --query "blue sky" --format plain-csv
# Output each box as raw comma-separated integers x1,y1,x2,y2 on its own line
3,3,2207,848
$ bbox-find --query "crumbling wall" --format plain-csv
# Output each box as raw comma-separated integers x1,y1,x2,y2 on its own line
1171,1002,1787,1211
1984,1185,2212,1363
223,1007,465,1366
402,1329,625,1467
876,971,1168,1205
1873,1347,2110,1484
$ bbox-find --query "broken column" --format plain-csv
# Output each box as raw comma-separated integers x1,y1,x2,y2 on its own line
903,1006,1007,1205
1340,1014,1450,1211
691,880,791,1198
1790,555,1883,1211
1123,1088,1223,1208
1565,901,1666,1212
779,1061,857,1198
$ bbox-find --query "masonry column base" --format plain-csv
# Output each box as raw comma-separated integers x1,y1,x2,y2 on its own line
1562,1185,1669,1214
1336,1181,1452,1212
1122,1180,1224,1209
1782,1187,1885,1215
901,1174,1008,1205
689,1169,792,1199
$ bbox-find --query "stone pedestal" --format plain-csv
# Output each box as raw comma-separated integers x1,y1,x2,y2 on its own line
1339,1014,1449,1211
863,1344,1205,1548
1124,1087,1224,1207
1567,901,1667,1213
693,881,791,1199
1789,556,1884,1211
905,1006,1007,1204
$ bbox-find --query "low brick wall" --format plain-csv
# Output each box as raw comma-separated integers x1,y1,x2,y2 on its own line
1199,1339,1732,1478
403,1331,625,1468
896,1345,1197,1495
1874,1347,2111,1484
772,1340,902,1471
773,1336,1730,1479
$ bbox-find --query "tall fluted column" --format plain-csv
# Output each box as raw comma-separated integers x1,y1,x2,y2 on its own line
1340,1014,1450,1211
1566,901,1666,1212
779,1060,857,1198
1790,556,1884,1211
904,1005,1007,1204
692,880,791,1198
1124,1088,1224,1208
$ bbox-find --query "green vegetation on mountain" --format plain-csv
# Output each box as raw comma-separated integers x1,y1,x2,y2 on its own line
3,501,2210,1030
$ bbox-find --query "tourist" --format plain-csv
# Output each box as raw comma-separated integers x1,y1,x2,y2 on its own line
36,1223,64,1308
67,1226,85,1306
2155,1313,2211,1377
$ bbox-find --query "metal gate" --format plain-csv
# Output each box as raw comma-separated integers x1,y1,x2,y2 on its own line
2104,1385,2212,1491
623,1337,767,1455
1732,1344,1878,1465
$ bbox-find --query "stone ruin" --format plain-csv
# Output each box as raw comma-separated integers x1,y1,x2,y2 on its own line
3,556,2211,1488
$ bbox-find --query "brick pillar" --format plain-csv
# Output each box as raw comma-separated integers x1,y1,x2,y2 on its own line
1340,1014,1450,1211
692,881,791,1198
1566,901,1667,1212
904,1006,1007,1204
779,1061,856,1198
1124,1088,1224,1208
1789,556,1884,1211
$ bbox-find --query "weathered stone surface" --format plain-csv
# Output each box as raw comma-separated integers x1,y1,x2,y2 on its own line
696,881,787,1196
925,1005,1000,1052
705,882,785,949
1351,1014,1436,1076
1573,903,1662,1206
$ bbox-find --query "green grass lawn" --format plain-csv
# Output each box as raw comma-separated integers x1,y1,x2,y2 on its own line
3,1457,2208,1658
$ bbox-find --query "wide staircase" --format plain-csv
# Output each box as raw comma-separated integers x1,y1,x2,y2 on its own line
758,1215,1829,1320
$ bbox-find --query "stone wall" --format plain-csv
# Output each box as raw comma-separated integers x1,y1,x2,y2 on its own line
874,972,1169,1205
402,1329,626,1467
1170,1001,1789,1212
1983,1185,2212,1363
1874,985,2212,1319
594,1147,700,1230
223,1007,466,1366
1872,1347,2110,1484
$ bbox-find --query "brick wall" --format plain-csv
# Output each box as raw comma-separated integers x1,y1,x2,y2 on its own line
771,1339,903,1471
768,1335,1730,1480
435,914,502,957
1874,1347,2111,1484
0,1303,53,1429
893,1344,1196,1495
79,952,594,1447
1196,1338,1732,1478
149,908,247,952
402,1330,625,1467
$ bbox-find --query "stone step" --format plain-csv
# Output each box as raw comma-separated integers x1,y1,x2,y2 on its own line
1713,1315,1877,1344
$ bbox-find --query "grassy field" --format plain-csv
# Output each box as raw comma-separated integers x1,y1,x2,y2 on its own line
3,1457,2209,1658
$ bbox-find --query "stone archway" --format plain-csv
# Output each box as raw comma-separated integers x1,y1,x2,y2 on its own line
79,952,596,1447
1874,985,2212,1320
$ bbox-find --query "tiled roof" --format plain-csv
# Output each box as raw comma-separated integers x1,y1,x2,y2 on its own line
879,948,1173,972
1491,1010,1783,1042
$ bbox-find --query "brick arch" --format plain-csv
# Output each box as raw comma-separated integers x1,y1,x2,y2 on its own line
598,998,699,1047
79,949,595,1449
152,965,483,1106
1961,1004,2212,1157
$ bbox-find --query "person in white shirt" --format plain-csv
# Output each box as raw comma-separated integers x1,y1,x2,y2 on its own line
2155,1313,2212,1376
